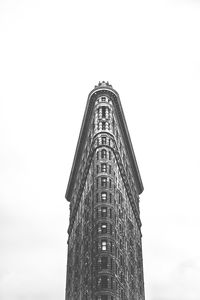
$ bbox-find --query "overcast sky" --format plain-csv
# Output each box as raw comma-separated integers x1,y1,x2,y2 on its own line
1,0,200,299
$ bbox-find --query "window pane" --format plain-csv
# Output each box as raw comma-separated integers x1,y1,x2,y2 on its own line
101,177,107,187
101,240,107,251
101,163,107,173
102,106,106,118
101,149,107,159
101,192,107,202
101,207,107,217
102,137,106,145
101,223,107,234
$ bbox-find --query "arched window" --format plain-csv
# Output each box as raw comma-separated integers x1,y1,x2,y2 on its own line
101,149,107,159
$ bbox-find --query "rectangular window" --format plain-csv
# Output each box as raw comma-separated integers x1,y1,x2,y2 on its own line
101,223,107,234
111,277,113,289
101,256,108,269
109,179,112,188
96,151,99,160
101,163,107,172
109,165,111,174
101,207,107,218
101,177,107,187
102,137,106,145
102,122,106,130
96,178,98,188
97,165,99,174
101,275,108,288
101,296,108,300
109,193,112,203
109,151,111,160
110,208,112,218
96,193,98,203
102,106,106,118
101,149,107,159
101,192,107,202
101,240,107,251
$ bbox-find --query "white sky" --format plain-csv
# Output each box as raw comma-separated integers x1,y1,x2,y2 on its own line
1,0,200,299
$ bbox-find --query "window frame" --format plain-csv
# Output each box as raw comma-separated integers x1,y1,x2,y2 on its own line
101,222,107,234
101,192,107,202
101,240,107,251
101,177,107,187
101,163,107,173
101,207,107,218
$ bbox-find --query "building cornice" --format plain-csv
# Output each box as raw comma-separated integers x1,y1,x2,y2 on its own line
65,84,144,201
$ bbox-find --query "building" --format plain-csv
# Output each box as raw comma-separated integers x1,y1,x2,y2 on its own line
65,82,145,300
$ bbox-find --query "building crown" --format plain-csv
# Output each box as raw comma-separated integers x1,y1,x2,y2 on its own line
95,81,113,88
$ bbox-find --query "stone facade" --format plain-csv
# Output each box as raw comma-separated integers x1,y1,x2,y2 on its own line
65,82,145,300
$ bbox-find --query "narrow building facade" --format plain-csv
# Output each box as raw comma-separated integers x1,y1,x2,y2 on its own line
65,82,145,300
